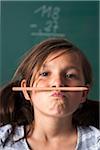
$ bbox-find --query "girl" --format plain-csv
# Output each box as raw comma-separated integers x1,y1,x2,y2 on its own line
0,38,100,150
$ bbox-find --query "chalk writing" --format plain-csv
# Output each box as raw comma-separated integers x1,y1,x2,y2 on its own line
30,5,65,37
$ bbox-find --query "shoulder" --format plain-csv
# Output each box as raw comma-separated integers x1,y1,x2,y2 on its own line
0,124,24,139
0,124,12,140
77,126,100,149
0,124,27,149
79,126,100,137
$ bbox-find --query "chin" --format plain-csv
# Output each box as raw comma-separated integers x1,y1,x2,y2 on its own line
48,110,69,118
52,114,68,118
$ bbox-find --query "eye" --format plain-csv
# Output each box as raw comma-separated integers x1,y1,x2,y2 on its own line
39,72,49,77
65,73,78,79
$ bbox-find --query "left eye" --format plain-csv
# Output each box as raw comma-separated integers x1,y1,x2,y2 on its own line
65,73,77,79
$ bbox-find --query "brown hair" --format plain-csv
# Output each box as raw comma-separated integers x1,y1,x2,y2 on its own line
0,38,94,145
11,38,93,87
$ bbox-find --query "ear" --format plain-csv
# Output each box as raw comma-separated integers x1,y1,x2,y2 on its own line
21,79,31,100
81,84,90,103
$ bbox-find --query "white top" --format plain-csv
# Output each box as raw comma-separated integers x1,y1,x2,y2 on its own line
0,124,100,150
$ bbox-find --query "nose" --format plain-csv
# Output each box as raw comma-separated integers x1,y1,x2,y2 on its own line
50,75,65,87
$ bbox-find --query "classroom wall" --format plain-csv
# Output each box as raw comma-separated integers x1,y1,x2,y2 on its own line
0,1,99,100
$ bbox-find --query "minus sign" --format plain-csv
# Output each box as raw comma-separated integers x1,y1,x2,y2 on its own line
30,24,37,28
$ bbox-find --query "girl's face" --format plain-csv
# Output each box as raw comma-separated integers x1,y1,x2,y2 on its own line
31,51,88,118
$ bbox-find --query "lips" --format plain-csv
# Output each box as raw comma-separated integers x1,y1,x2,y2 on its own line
51,92,66,98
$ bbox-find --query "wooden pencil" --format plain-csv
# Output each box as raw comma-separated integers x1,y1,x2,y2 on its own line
12,87,88,92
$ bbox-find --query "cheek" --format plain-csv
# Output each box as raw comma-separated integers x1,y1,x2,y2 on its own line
66,92,84,113
31,91,48,108
34,78,49,87
31,94,42,110
68,92,83,104
67,79,85,86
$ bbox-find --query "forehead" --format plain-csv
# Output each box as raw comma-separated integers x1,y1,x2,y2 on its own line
30,50,83,86
43,50,81,68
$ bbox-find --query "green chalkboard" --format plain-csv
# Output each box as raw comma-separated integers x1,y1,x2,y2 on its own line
0,1,99,100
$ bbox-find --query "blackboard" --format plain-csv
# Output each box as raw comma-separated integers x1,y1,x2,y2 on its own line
0,1,99,100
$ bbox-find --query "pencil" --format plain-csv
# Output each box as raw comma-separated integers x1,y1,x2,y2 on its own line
12,87,88,91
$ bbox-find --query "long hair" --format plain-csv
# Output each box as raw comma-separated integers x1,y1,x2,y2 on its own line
0,38,94,145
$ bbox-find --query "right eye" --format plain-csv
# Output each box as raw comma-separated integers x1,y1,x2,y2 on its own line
39,72,49,77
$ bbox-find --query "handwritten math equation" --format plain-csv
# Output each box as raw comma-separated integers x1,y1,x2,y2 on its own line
30,5,65,37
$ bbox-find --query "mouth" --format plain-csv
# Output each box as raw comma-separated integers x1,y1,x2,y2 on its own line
51,91,66,98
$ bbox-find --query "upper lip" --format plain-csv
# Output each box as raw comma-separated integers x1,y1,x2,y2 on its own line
51,91,66,98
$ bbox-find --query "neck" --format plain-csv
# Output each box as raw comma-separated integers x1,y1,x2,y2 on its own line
30,111,75,142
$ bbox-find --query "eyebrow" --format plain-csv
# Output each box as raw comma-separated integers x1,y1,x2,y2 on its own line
41,64,80,72
64,66,80,72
